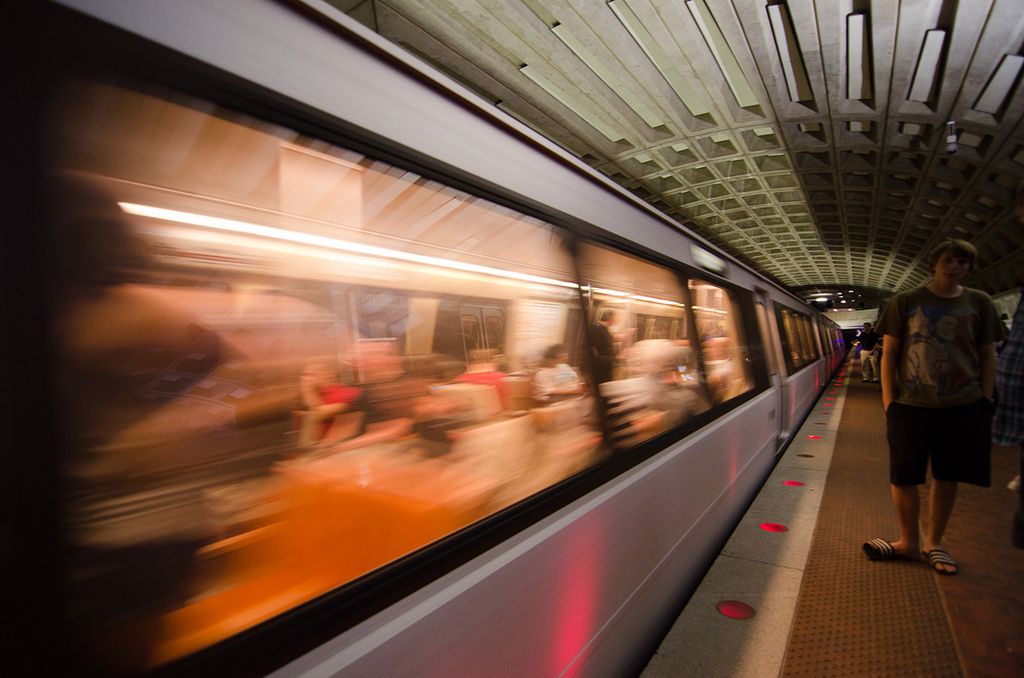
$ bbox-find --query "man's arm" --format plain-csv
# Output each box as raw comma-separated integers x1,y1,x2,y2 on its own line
880,334,901,411
979,342,997,400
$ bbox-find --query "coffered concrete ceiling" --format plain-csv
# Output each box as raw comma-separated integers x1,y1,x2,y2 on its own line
330,0,1024,305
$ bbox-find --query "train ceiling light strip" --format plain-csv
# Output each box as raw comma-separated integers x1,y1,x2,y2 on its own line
119,202,579,290
632,294,685,308
120,203,692,310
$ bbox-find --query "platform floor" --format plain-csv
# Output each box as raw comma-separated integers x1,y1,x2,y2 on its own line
642,357,1024,677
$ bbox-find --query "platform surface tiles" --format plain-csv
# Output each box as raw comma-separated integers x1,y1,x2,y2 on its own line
642,358,1024,677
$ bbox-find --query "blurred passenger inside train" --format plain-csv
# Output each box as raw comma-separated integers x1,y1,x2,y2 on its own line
318,341,429,451
534,344,586,402
298,362,365,449
631,339,708,429
702,335,737,403
455,348,510,408
590,309,620,385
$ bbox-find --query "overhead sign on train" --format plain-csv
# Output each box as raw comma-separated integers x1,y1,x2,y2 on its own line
691,245,727,276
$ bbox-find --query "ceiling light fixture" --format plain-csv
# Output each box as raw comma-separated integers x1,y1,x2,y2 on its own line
519,63,626,142
908,29,946,103
551,22,665,128
974,54,1024,115
846,12,872,100
685,0,759,108
766,2,813,102
607,0,711,116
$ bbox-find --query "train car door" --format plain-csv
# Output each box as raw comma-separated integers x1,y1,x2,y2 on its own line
753,289,785,446
460,304,506,356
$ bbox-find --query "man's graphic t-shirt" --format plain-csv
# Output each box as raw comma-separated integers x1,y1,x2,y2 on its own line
877,286,1003,407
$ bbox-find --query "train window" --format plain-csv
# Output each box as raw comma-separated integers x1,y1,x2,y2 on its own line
801,315,820,360
776,306,818,373
818,318,831,356
753,298,778,377
576,243,709,448
45,80,608,670
357,290,409,352
688,279,754,404
461,313,483,352
483,312,505,354
563,307,584,366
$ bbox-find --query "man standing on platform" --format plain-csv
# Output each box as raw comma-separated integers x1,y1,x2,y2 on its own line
863,238,1003,574
859,321,881,382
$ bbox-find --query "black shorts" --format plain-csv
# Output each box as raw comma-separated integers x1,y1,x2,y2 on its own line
886,399,993,486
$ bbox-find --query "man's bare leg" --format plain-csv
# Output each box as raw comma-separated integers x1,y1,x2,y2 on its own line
924,479,958,573
889,483,921,556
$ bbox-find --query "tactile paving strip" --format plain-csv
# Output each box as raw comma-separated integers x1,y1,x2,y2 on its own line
780,364,963,677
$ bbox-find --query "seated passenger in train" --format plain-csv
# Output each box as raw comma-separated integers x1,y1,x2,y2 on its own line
322,342,484,453
621,340,707,435
454,349,510,408
297,362,365,448
534,344,586,402
702,336,738,403
317,341,420,451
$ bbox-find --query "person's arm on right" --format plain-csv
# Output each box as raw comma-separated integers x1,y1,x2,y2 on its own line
880,334,901,411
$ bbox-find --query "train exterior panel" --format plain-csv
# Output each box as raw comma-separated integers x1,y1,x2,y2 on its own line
280,388,781,677
24,1,848,675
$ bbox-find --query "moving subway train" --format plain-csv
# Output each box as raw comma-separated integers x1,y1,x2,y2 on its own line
21,1,843,675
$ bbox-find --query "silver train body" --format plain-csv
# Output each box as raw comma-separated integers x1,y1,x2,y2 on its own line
37,1,844,675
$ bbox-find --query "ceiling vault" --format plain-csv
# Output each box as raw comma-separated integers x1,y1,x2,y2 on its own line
331,0,1024,306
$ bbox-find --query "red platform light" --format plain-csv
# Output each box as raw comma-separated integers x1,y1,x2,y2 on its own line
760,522,788,532
717,600,755,620
783,480,805,487
807,434,821,439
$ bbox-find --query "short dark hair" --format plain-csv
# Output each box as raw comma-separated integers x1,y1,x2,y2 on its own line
927,238,977,273
600,309,616,323
543,344,565,361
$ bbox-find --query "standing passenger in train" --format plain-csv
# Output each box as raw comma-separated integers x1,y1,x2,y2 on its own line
865,239,1003,574
590,309,618,385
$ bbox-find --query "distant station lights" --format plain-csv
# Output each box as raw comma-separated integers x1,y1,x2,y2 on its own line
806,289,864,311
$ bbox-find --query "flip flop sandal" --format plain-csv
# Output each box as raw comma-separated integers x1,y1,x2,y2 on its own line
862,538,918,561
923,548,959,575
